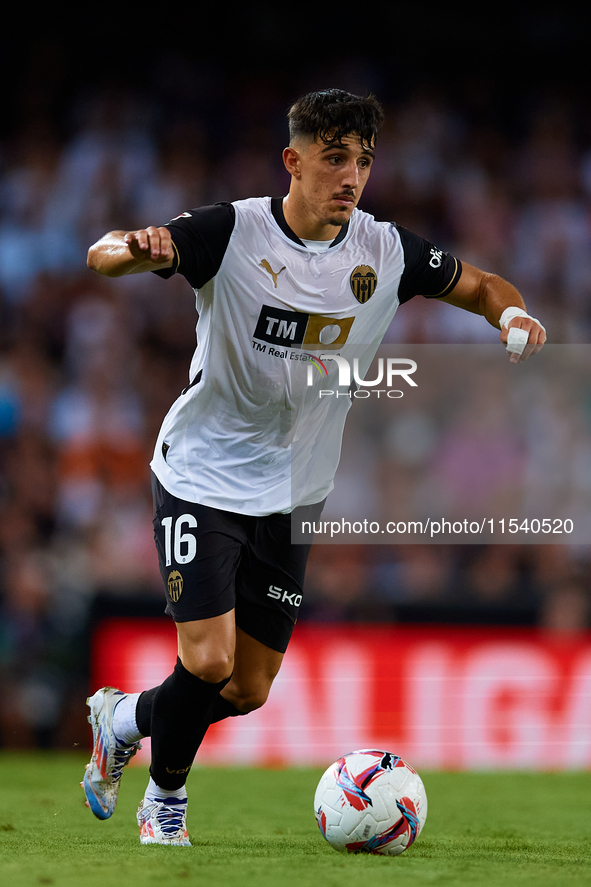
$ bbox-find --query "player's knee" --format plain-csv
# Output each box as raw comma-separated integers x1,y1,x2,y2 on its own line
202,659,234,684
182,650,234,684
228,685,270,713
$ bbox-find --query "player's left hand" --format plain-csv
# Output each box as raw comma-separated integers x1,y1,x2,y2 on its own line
500,317,546,364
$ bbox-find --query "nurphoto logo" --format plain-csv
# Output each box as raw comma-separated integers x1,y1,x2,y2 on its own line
306,354,418,399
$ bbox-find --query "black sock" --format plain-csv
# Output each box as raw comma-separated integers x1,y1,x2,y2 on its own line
208,696,247,724
136,687,158,737
149,657,230,791
135,683,245,736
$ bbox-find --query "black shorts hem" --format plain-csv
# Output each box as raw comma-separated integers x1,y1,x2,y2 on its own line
164,600,236,624
235,605,295,655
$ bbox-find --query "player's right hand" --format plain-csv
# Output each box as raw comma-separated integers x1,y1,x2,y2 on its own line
500,316,546,364
124,227,174,264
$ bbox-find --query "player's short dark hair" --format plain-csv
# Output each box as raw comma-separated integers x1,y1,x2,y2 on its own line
287,88,384,150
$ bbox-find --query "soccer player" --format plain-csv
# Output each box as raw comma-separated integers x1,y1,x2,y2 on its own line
82,89,546,845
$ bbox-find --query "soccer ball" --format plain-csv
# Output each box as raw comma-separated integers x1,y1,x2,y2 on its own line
314,749,427,855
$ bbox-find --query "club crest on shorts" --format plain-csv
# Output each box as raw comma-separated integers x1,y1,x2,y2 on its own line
167,570,184,602
350,265,377,303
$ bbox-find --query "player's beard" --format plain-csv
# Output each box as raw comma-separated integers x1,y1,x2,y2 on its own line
323,204,355,229
324,191,356,228
324,215,348,228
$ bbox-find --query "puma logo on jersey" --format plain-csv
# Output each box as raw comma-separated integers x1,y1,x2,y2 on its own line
260,259,286,288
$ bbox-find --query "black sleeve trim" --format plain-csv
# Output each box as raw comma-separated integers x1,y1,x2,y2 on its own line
152,202,236,289
395,224,462,305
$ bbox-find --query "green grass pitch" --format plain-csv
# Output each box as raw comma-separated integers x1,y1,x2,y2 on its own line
1,753,591,887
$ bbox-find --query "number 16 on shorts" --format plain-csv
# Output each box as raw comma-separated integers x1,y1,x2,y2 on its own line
161,514,198,565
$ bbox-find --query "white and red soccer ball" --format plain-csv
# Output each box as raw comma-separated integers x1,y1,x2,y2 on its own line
314,749,428,856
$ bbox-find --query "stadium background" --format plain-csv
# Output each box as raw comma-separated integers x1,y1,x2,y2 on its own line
0,8,590,765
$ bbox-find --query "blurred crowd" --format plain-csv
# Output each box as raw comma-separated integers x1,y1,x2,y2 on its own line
0,59,590,747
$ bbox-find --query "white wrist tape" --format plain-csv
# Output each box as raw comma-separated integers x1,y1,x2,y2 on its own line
500,306,546,332
499,307,528,328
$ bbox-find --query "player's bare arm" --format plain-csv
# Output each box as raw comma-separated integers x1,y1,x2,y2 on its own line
87,227,175,277
440,261,546,363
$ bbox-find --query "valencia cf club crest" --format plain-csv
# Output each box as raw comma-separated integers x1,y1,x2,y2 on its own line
350,265,377,303
167,570,184,602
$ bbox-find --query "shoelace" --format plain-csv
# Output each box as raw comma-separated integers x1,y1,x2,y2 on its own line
110,742,140,782
143,799,187,836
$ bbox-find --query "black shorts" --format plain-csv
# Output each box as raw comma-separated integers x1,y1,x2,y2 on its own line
152,473,324,654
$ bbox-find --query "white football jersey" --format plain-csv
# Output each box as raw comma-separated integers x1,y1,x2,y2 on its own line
150,196,461,515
